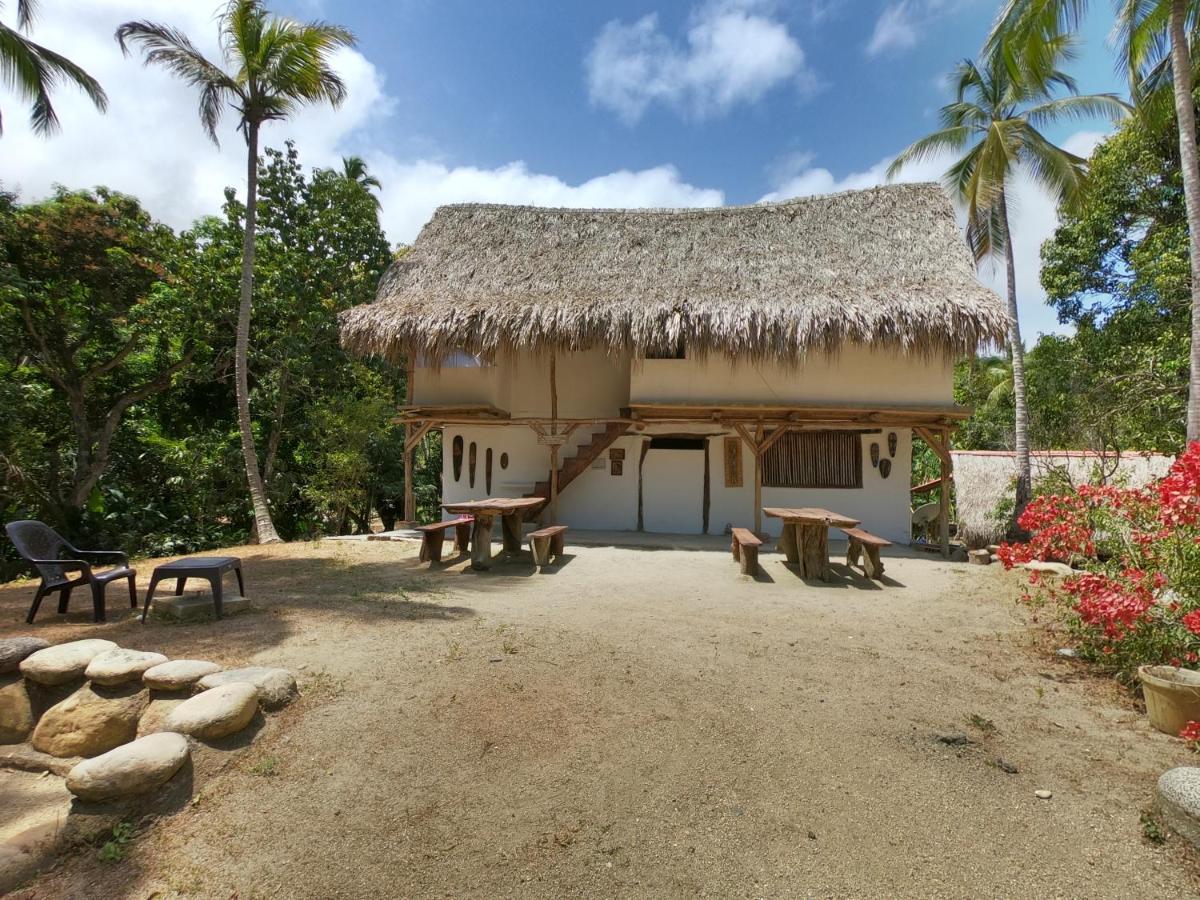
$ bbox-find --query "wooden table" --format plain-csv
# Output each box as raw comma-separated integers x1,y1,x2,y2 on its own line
442,498,544,570
762,507,861,581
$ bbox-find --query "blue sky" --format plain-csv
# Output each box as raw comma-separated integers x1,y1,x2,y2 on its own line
1,0,1127,340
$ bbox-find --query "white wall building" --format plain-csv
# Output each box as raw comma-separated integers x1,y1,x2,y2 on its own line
341,184,1008,543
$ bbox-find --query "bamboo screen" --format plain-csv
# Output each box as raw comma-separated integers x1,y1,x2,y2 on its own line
762,431,862,489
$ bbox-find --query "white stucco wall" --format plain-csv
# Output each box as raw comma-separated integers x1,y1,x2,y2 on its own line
439,424,913,542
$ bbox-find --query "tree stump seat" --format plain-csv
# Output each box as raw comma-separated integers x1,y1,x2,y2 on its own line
416,517,473,563
528,525,568,569
730,527,762,576
841,527,892,580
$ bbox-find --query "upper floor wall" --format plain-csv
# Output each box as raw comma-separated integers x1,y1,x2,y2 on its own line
629,346,954,407
413,344,955,415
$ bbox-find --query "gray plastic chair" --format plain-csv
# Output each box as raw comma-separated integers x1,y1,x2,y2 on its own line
5,520,137,624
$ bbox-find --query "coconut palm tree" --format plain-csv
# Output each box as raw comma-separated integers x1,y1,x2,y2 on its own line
1,0,106,134
341,154,381,205
887,47,1127,513
989,0,1200,442
116,1,354,543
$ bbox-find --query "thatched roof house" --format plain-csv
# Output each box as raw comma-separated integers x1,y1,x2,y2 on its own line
341,183,1008,549
339,183,1008,365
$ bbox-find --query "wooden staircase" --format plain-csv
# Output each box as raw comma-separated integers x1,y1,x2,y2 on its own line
523,422,628,518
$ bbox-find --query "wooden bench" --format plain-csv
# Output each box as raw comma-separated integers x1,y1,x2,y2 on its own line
528,525,568,569
416,516,473,563
730,527,762,575
841,527,892,580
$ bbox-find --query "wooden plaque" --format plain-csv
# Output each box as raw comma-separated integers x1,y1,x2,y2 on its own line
469,442,477,489
609,447,625,461
452,436,464,482
723,437,743,487
485,447,493,494
611,459,623,476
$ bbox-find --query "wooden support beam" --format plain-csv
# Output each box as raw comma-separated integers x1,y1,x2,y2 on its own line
404,420,435,454
938,427,952,559
403,355,415,523
757,425,791,457
549,352,559,523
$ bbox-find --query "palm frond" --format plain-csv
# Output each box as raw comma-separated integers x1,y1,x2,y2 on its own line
886,126,975,180
116,20,238,144
0,22,106,135
1024,92,1130,127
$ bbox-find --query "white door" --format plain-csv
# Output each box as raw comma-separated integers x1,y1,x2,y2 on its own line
642,448,705,534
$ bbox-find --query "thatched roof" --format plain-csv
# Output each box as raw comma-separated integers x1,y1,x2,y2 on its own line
339,183,1008,364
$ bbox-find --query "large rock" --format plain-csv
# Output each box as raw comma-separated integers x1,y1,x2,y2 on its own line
165,683,258,740
1158,767,1200,848
0,637,50,675
1021,561,1075,577
137,696,186,737
85,649,168,686
0,676,34,744
143,659,221,691
30,683,148,758
197,667,297,710
20,640,118,686
65,732,189,802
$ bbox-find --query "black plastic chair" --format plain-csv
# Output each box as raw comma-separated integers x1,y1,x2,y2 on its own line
5,520,137,624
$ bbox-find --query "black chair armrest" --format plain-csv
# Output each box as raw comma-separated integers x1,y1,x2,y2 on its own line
76,549,129,565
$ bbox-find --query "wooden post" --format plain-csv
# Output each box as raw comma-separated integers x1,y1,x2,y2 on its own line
939,427,951,559
403,354,415,524
753,422,763,535
549,352,559,523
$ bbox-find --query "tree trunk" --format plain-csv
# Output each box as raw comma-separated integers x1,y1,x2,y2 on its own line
236,122,282,544
1170,0,1200,444
998,191,1032,515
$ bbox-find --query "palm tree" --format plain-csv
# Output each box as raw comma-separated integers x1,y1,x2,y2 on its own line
990,0,1200,443
116,1,354,543
341,154,381,206
1,0,106,134
887,48,1127,513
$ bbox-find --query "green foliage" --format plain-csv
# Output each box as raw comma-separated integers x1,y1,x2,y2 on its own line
0,143,435,579
97,821,135,862
1038,116,1190,452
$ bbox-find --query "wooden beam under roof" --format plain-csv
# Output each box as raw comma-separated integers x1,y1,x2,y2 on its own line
625,402,971,427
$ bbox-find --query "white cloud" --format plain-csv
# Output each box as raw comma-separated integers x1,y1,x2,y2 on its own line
0,0,723,245
761,130,1111,340
865,2,919,56
585,0,816,124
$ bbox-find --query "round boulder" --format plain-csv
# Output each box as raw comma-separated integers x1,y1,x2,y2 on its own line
31,683,148,758
165,683,258,740
85,649,168,687
20,640,119,686
143,660,221,691
0,636,50,675
197,667,297,710
1158,767,1200,848
66,731,189,802
0,675,34,744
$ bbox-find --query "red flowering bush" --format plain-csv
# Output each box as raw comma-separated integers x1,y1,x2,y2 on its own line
999,443,1200,684
1181,721,1200,746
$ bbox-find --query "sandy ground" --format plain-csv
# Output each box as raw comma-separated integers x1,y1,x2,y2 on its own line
1,537,1198,899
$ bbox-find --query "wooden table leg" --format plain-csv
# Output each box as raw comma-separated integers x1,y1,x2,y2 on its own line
501,513,523,555
778,523,800,564
470,514,495,570
798,524,832,581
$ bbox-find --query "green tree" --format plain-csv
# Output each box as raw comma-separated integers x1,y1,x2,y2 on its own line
0,188,198,526
990,0,1200,442
1037,117,1191,451
116,0,355,543
887,47,1126,511
0,0,106,135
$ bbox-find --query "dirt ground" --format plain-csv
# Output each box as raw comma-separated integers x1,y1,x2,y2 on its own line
2,537,1199,899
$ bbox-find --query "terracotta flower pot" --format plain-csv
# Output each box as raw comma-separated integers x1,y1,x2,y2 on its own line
1139,665,1200,736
